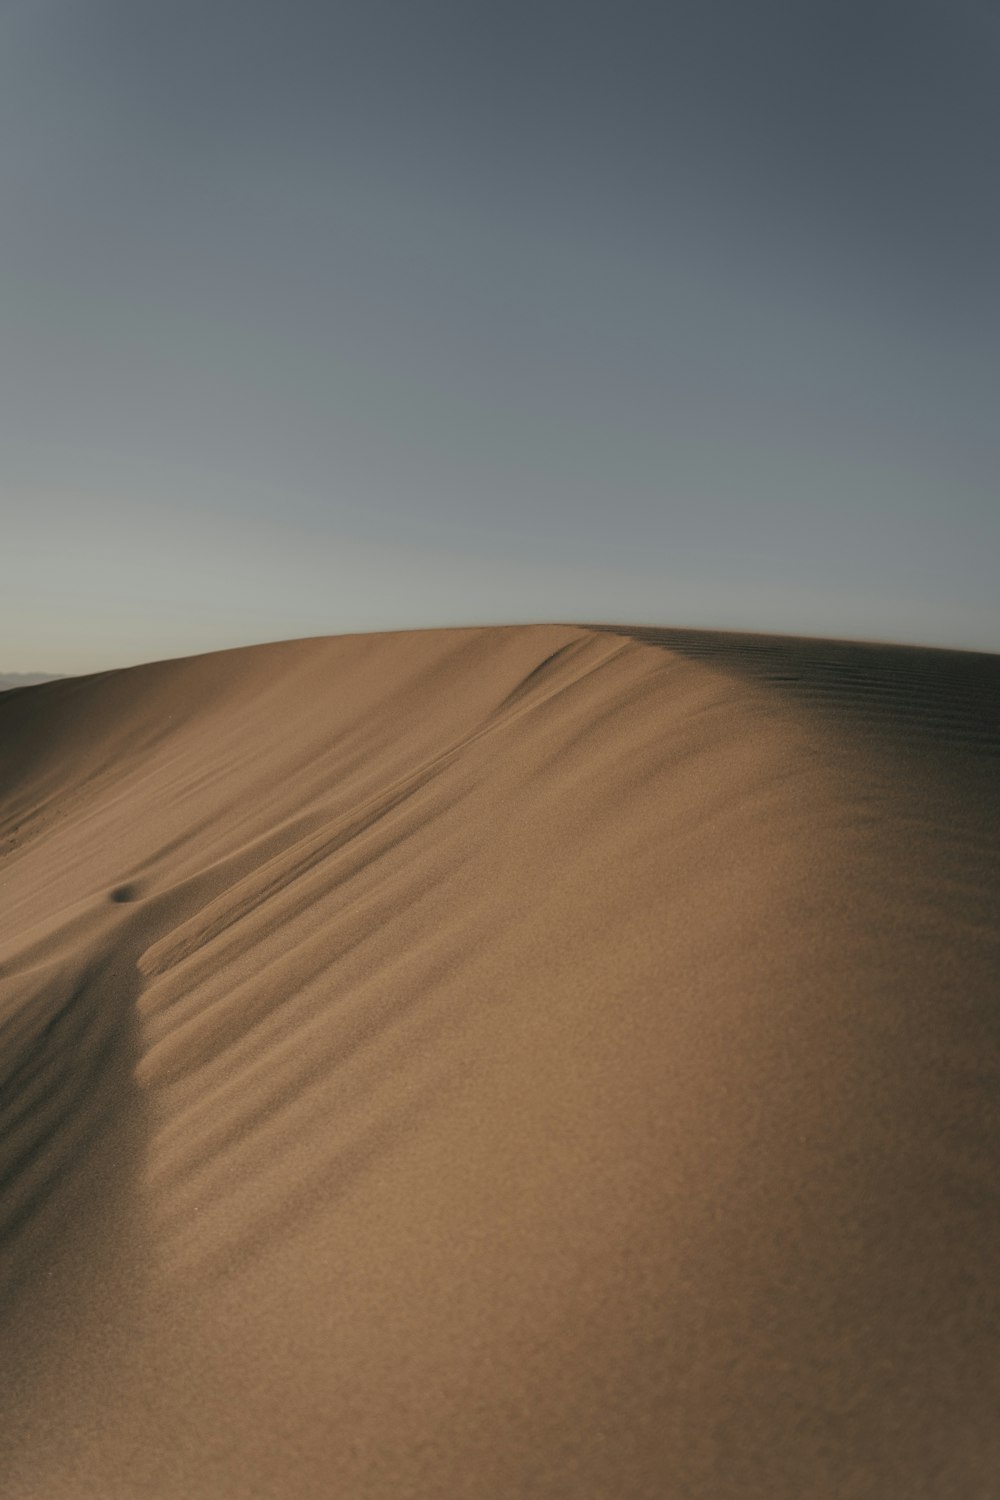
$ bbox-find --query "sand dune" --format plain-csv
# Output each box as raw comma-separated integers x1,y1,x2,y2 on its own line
1,624,997,1498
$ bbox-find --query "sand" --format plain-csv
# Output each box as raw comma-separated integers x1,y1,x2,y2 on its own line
1,623,998,1498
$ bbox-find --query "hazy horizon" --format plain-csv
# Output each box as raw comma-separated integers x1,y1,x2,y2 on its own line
3,0,998,674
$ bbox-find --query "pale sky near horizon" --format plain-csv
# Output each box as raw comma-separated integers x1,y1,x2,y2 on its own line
2,0,998,674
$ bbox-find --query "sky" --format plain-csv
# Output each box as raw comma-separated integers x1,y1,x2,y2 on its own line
2,0,998,673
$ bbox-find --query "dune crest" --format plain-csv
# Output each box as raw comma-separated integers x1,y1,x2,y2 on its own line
2,624,998,1498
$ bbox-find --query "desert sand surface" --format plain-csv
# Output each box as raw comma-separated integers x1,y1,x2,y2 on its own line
1,623,998,1498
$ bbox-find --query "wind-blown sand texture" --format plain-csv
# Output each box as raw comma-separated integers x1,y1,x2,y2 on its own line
1,624,998,1498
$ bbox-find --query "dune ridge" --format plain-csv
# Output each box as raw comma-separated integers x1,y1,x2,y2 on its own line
1,624,998,1498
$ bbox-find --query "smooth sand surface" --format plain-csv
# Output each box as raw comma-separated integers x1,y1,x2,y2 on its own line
1,624,998,1498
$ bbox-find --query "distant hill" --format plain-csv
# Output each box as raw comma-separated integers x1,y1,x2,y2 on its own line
0,672,63,692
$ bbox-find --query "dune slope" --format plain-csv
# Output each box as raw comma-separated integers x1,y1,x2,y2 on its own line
1,624,998,1498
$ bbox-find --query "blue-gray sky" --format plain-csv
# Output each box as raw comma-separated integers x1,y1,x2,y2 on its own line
2,0,998,672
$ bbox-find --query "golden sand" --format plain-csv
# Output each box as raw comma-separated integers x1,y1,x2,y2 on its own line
2,625,997,1497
